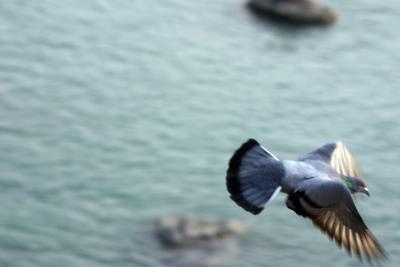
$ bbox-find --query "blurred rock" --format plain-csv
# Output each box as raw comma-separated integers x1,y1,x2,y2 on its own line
155,214,247,267
248,0,337,25
155,214,247,247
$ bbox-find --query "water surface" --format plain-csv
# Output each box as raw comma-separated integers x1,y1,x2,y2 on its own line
0,1,399,266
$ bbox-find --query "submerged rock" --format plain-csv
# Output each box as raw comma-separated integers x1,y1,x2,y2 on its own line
155,214,247,247
155,214,247,267
248,0,337,25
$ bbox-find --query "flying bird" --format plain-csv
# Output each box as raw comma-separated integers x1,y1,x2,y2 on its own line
226,139,386,262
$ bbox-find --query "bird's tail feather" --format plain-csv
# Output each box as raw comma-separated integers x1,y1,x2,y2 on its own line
226,139,284,215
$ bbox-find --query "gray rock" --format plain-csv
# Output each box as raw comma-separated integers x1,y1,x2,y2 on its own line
155,215,247,267
248,0,337,25
155,214,247,247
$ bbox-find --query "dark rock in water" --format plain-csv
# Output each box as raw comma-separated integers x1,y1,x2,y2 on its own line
248,0,337,25
155,214,247,247
155,215,247,267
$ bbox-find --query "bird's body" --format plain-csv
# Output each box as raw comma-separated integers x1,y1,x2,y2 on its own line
226,139,385,263
280,160,331,193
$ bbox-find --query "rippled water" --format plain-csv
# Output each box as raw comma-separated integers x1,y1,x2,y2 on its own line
0,1,399,266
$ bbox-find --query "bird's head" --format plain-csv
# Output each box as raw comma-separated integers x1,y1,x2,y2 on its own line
341,175,369,196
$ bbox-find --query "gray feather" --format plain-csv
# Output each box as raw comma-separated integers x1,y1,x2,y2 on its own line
298,142,337,163
295,178,347,208
226,139,285,214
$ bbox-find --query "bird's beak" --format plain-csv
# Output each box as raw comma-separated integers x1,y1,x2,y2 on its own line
361,187,370,196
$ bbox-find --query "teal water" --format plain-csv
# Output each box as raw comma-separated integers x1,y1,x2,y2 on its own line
0,1,399,266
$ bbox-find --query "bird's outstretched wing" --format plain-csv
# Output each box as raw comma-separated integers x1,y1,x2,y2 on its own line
299,141,363,178
291,178,386,262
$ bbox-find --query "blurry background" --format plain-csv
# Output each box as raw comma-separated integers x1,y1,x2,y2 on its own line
0,0,399,266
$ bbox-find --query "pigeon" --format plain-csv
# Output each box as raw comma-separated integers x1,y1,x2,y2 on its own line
226,139,386,262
